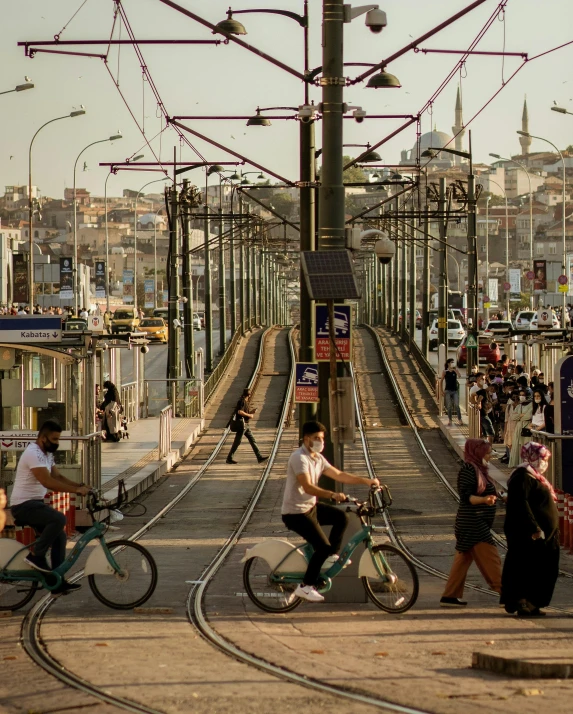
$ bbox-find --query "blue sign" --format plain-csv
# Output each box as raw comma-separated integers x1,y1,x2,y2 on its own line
0,316,62,343
295,362,319,403
314,304,352,361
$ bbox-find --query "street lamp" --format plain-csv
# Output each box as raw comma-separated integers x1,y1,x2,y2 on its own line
28,108,86,307
73,132,122,313
551,106,573,116
0,80,34,96
517,129,567,316
104,155,144,314
366,68,402,89
490,152,535,308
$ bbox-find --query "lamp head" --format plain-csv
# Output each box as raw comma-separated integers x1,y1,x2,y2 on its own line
132,154,145,162
517,130,530,137
361,145,382,163
551,106,567,114
70,109,86,117
257,172,265,180
230,171,241,181
15,82,34,92
241,177,250,185
109,133,123,141
207,164,224,176
366,68,401,89
247,109,271,127
489,153,502,159
215,8,247,35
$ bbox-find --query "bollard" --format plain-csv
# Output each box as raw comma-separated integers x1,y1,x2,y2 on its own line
557,490,565,547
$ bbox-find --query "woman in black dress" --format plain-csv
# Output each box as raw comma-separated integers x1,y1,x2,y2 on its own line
501,441,559,617
99,380,123,442
440,438,502,607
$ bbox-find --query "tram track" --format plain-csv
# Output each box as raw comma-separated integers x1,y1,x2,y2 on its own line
354,325,573,616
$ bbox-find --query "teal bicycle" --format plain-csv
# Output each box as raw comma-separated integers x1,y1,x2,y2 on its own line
0,483,157,611
242,486,419,614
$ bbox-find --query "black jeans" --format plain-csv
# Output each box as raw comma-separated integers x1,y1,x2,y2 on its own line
11,500,67,569
228,420,262,461
282,503,349,586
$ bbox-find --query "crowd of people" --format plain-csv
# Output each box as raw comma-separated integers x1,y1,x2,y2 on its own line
0,304,95,317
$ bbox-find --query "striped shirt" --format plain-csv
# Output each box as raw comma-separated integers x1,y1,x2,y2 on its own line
454,463,496,552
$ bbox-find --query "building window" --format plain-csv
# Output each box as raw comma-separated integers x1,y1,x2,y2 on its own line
536,244,544,256
548,243,557,255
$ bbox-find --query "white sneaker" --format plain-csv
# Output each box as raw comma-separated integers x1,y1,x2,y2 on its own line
294,584,325,602
321,554,352,570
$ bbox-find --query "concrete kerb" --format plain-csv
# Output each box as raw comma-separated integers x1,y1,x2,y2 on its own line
473,649,573,679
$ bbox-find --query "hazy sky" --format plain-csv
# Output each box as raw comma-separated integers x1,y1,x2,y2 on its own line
1,0,572,200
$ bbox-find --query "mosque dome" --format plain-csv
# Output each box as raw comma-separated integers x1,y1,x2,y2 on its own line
419,130,453,153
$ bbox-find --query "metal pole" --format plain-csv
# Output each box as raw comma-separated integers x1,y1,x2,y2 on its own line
239,236,245,331
204,197,213,371
381,262,387,326
229,186,237,334
218,185,226,354
400,220,407,340
167,148,180,391
246,244,251,327
104,172,111,314
252,247,258,326
505,191,509,319
422,206,430,356
154,211,158,310
182,179,194,378
485,196,490,324
408,221,416,349
438,177,448,347
387,251,393,329
467,168,478,375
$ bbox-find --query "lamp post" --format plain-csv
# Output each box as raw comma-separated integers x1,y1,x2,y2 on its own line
153,206,166,310
73,133,122,314
134,176,170,313
104,154,144,314
484,194,491,323
518,130,567,316
551,106,573,117
490,152,534,308
486,176,510,318
28,109,86,306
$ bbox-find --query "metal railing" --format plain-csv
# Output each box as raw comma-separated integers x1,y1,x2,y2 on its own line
143,379,204,419
159,405,173,459
203,318,257,404
530,430,573,490
120,382,138,422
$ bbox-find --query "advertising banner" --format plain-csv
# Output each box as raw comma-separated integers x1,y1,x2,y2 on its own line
0,316,62,343
59,257,73,300
95,260,106,299
314,304,352,362
488,278,499,303
509,268,521,301
294,363,319,403
567,254,573,296
123,269,134,303
12,253,28,304
144,279,155,309
533,260,547,293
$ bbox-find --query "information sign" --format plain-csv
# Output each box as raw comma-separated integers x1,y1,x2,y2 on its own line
0,316,62,343
526,270,535,281
123,269,134,303
558,274,568,286
295,363,319,403
559,284,569,293
314,304,352,362
144,279,155,309
60,257,74,300
88,315,104,333
0,430,71,451
95,261,106,299
466,333,478,349
503,281,511,292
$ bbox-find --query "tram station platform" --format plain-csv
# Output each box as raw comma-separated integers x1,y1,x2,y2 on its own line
100,416,203,504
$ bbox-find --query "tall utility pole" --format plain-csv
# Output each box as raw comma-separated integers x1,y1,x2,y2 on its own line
408,221,416,349
317,0,345,469
421,206,430,356
246,244,251,325
167,149,180,398
229,187,237,334
218,187,227,355
400,221,407,340
204,202,213,371
466,147,478,374
181,179,194,378
437,177,448,348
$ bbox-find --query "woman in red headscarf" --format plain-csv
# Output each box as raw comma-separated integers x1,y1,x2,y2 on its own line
501,441,559,617
440,438,502,607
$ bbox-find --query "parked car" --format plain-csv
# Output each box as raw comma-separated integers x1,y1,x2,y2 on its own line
482,320,514,337
530,310,561,330
427,309,455,327
111,307,140,335
64,318,88,332
429,319,466,351
451,309,466,326
193,312,202,331
456,336,501,368
514,310,536,330
139,317,168,343
399,309,422,328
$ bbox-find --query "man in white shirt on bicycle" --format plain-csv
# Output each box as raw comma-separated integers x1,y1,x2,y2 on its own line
281,421,379,602
10,420,90,594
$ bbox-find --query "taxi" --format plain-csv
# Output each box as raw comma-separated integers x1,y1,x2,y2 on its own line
139,317,168,343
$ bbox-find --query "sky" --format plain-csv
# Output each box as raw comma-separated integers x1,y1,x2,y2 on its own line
1,0,572,200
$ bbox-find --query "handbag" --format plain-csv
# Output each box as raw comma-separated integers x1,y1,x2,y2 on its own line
521,427,532,437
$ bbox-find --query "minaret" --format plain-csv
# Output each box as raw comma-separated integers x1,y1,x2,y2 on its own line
519,98,532,155
452,86,466,165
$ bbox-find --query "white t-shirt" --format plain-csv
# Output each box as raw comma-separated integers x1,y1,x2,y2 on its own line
281,445,331,515
10,443,55,506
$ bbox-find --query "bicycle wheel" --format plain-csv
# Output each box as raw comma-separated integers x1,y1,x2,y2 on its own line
0,578,39,611
362,544,418,614
243,557,302,613
88,540,157,610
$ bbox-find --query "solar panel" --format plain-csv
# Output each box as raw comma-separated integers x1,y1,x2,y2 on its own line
300,250,361,300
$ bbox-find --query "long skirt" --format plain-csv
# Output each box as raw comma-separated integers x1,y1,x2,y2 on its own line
501,535,560,610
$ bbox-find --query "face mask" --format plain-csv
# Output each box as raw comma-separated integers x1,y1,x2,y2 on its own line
535,398,542,403
538,460,549,474
44,440,59,453
310,440,324,454
520,396,526,402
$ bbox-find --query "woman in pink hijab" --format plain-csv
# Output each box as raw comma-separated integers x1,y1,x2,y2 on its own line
501,442,559,617
440,439,502,607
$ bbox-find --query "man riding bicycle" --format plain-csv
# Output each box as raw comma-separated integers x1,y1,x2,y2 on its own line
10,420,90,595
281,421,379,602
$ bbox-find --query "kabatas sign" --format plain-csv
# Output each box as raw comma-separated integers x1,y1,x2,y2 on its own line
0,316,62,343
0,431,72,450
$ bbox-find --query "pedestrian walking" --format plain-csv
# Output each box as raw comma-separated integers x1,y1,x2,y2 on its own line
99,381,123,442
508,388,533,466
501,442,559,617
226,388,268,465
441,358,463,427
440,439,502,607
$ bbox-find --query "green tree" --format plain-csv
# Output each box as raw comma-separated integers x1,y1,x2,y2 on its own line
343,156,367,184
269,192,296,219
